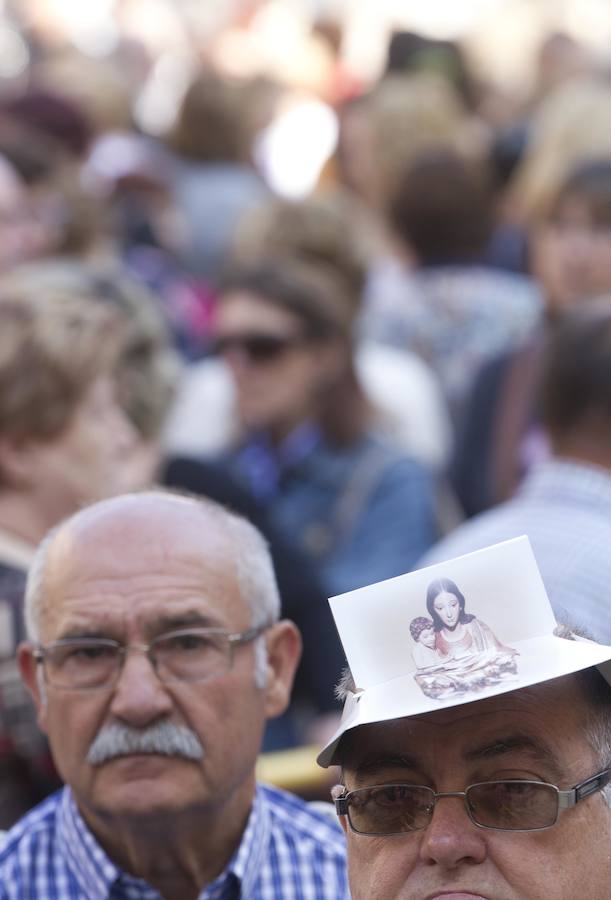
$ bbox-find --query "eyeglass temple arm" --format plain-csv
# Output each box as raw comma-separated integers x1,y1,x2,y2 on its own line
334,792,348,816
558,768,611,810
230,623,268,644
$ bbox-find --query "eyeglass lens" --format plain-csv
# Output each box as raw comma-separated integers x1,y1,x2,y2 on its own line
42,631,234,689
345,781,560,834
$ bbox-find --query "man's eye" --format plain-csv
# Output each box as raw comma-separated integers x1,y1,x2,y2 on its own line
65,645,115,662
374,786,409,806
369,786,426,809
495,781,538,797
163,634,215,652
473,781,542,810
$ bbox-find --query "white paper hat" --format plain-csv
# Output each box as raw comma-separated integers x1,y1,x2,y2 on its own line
318,536,611,767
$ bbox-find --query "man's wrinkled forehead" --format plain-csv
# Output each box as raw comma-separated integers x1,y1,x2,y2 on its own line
340,675,590,773
39,494,237,614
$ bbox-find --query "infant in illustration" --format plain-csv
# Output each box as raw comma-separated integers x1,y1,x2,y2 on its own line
409,617,445,668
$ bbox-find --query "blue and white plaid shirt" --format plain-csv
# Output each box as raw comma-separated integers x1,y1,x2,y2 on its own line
0,783,349,899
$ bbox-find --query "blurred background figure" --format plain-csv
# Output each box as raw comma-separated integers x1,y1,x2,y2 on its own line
505,76,611,229
529,31,590,108
0,152,56,270
361,146,542,423
0,275,137,826
165,68,270,285
421,297,611,646
331,72,476,258
229,190,453,473
164,188,450,597
211,258,440,597
452,158,611,517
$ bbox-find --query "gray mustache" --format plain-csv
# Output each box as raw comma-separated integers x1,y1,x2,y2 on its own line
87,722,204,765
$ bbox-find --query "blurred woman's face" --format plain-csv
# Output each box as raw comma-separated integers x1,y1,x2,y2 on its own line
25,375,138,523
532,193,611,316
214,290,338,440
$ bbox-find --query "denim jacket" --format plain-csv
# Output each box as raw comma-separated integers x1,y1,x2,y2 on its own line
226,430,439,596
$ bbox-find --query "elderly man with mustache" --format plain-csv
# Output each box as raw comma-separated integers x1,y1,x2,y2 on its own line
0,491,349,899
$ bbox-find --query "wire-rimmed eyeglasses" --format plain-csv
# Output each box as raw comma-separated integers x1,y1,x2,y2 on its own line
33,624,269,691
334,769,611,834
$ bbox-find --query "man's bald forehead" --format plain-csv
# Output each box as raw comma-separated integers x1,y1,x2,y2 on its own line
25,488,279,642
48,491,236,561
35,492,239,620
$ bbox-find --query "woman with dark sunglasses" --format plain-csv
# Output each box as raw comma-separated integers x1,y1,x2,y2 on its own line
213,258,440,598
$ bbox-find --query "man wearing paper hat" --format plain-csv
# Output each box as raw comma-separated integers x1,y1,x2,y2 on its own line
318,536,611,899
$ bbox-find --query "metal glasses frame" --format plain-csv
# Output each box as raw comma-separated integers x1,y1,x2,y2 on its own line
334,768,611,834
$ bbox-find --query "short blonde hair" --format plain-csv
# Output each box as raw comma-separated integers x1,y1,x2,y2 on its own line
169,70,252,164
509,77,611,223
231,188,370,299
0,259,181,440
0,285,122,446
364,73,474,205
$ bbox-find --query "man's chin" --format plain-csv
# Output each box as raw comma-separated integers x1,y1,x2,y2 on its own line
91,777,203,822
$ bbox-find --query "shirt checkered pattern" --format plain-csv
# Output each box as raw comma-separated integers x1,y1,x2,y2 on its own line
0,783,349,899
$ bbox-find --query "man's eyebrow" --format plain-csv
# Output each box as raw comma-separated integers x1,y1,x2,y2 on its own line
153,611,222,632
54,628,114,641
464,733,565,781
351,754,423,784
55,612,222,642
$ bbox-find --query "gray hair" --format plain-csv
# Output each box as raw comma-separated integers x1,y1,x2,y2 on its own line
24,491,281,689
555,625,611,806
334,666,357,703
576,667,611,808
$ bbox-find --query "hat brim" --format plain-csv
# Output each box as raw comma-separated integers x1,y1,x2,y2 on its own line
317,634,611,767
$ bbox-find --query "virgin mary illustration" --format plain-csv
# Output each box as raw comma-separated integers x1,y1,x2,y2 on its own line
412,577,518,699
426,578,510,659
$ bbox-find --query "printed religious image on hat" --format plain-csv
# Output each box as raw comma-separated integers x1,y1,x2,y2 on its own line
318,536,611,766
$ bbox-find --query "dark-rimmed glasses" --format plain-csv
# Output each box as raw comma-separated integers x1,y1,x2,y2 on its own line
33,624,269,690
334,769,611,834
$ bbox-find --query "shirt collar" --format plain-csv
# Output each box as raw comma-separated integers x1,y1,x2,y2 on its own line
521,458,611,508
57,785,269,899
224,785,270,896
58,788,121,899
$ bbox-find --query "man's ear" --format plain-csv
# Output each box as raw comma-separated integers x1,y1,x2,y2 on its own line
263,619,302,719
17,641,49,733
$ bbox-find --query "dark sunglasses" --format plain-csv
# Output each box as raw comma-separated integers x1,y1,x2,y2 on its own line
211,332,309,363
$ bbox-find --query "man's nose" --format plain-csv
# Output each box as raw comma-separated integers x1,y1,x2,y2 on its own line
109,647,173,727
418,794,488,869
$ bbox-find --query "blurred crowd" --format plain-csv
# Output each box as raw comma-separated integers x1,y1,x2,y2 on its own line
2,0,611,826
